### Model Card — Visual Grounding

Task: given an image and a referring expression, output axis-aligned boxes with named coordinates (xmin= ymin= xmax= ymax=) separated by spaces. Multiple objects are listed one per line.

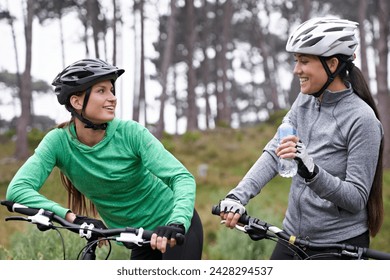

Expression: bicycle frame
xmin=212 ymin=204 xmax=390 ymax=260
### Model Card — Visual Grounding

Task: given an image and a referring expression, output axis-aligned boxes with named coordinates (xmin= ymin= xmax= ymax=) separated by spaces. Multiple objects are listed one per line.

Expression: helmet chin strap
xmin=310 ymin=57 xmax=348 ymax=98
xmin=71 ymin=111 xmax=108 ymax=130
xmin=71 ymin=88 xmax=108 ymax=130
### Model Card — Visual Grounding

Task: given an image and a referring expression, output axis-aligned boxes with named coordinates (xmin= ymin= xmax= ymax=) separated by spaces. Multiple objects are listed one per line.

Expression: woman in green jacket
xmin=6 ymin=58 xmax=203 ymax=260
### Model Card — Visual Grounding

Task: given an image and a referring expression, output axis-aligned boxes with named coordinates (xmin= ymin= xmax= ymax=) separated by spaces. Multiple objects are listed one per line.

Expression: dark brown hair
xmin=338 ymin=55 xmax=383 ymax=237
xmin=57 ymin=120 xmax=97 ymax=217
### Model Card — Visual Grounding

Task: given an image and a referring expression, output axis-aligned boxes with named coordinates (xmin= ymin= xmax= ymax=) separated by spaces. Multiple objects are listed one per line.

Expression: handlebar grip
xmin=211 ymin=204 xmax=250 ymax=225
xmin=364 ymin=248 xmax=390 ymax=260
xmin=175 ymin=233 xmax=185 ymax=245
xmin=1 ymin=200 xmax=40 ymax=216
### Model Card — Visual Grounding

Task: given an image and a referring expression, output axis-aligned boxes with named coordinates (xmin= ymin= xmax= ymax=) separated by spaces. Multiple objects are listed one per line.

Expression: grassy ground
xmin=1 ymin=120 xmax=390 ymax=259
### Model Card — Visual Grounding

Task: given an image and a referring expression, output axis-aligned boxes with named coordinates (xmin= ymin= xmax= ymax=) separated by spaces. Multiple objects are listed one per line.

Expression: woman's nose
xmin=293 ymin=63 xmax=301 ymax=75
xmin=108 ymin=93 xmax=117 ymax=102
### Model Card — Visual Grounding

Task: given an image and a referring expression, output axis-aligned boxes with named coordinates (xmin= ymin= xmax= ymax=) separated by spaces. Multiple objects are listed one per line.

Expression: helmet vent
xmin=300 ymin=36 xmax=324 ymax=48
xmin=302 ymin=34 xmax=313 ymax=41
xmin=324 ymin=27 xmax=344 ymax=32
xmin=339 ymin=35 xmax=354 ymax=42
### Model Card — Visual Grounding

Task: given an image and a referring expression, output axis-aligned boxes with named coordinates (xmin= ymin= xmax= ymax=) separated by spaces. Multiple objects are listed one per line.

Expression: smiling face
xmin=293 ymin=54 xmax=329 ymax=95
xmin=82 ymin=80 xmax=117 ymax=124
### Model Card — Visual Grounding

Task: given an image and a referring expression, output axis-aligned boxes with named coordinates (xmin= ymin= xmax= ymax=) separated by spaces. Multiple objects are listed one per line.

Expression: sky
xmin=0 ymin=0 xmax=179 ymax=132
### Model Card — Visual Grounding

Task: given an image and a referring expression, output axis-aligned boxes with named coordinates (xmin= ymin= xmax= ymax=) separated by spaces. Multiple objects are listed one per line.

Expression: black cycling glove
xmin=73 ymin=215 xmax=107 ymax=229
xmin=154 ymin=224 xmax=185 ymax=240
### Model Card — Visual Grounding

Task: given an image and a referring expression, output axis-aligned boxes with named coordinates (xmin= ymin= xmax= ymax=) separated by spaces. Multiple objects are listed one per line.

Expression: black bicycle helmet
xmin=52 ymin=58 xmax=125 ymax=105
xmin=52 ymin=58 xmax=125 ymax=130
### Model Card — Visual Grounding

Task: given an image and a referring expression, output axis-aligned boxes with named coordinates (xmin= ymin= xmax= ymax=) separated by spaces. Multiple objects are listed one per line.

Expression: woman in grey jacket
xmin=218 ymin=17 xmax=384 ymax=260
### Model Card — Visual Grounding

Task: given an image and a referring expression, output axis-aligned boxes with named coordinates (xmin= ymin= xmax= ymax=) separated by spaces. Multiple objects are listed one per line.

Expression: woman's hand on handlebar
xmin=151 ymin=224 xmax=185 ymax=253
xmin=72 ymin=214 xmax=109 ymax=247
xmin=219 ymin=195 xmax=245 ymax=229
xmin=65 ymin=211 xmax=77 ymax=223
xmin=220 ymin=211 xmax=242 ymax=229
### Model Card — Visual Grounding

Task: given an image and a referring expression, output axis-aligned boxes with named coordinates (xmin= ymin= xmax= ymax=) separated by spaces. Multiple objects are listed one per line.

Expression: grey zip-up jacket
xmin=229 ymin=84 xmax=383 ymax=243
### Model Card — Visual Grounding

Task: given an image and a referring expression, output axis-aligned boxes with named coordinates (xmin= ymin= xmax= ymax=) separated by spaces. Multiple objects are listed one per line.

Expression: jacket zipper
xmin=297 ymin=96 xmax=322 ymax=236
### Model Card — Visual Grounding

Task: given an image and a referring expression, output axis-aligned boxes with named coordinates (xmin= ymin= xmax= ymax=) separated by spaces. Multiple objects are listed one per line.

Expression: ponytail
xmin=57 ymin=120 xmax=97 ymax=217
xmin=341 ymin=59 xmax=384 ymax=237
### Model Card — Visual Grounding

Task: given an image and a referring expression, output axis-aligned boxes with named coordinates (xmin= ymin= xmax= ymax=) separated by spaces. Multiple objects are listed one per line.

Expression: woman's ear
xmin=69 ymin=95 xmax=84 ymax=111
xmin=327 ymin=57 xmax=339 ymax=74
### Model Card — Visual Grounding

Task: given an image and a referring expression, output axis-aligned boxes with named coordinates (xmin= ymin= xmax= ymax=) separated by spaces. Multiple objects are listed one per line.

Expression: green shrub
xmin=182 ymin=130 xmax=202 ymax=143
xmin=0 ymin=225 xmax=130 ymax=260
xmin=208 ymin=227 xmax=275 ymax=260
xmin=28 ymin=128 xmax=46 ymax=148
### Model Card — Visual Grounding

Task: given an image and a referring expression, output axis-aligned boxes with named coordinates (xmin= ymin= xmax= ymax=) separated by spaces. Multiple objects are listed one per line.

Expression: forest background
xmin=0 ymin=0 xmax=389 ymax=259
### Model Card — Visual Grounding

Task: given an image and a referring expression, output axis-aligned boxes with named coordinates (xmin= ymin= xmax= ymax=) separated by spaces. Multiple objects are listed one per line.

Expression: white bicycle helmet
xmin=286 ymin=17 xmax=358 ymax=57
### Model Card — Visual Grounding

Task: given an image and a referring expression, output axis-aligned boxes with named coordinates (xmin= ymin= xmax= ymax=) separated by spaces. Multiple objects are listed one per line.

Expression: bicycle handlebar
xmin=212 ymin=204 xmax=390 ymax=260
xmin=1 ymin=200 xmax=185 ymax=246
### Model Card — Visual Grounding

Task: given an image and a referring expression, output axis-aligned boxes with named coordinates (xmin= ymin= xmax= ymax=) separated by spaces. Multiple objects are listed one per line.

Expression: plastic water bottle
xmin=277 ymin=118 xmax=297 ymax=178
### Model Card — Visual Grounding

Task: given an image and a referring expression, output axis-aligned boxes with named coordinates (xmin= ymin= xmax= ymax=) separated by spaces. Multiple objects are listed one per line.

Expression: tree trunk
xmin=155 ymin=0 xmax=177 ymax=139
xmin=59 ymin=13 xmax=66 ymax=68
xmin=173 ymin=67 xmax=180 ymax=134
xmin=15 ymin=0 xmax=33 ymax=160
xmin=139 ymin=0 xmax=146 ymax=125
xmin=288 ymin=0 xmax=312 ymax=107
xmin=218 ymin=0 xmax=233 ymax=125
xmin=7 ymin=1 xmax=22 ymax=92
xmin=112 ymin=0 xmax=117 ymax=65
xmin=82 ymin=17 xmax=89 ymax=57
xmin=358 ymin=0 xmax=369 ymax=79
xmin=201 ymin=48 xmax=212 ymax=129
xmin=185 ymin=0 xmax=198 ymax=131
xmin=301 ymin=0 xmax=311 ymax=20
xmin=87 ymin=0 xmax=101 ymax=58
xmin=256 ymin=22 xmax=280 ymax=111
xmin=132 ymin=1 xmax=140 ymax=122
xmin=200 ymin=0 xmax=212 ymax=129
xmin=213 ymin=0 xmax=225 ymax=127
xmin=375 ymin=0 xmax=390 ymax=168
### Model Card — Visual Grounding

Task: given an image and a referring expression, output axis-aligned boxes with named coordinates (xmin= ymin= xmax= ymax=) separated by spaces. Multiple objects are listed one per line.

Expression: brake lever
xmin=5 ymin=216 xmax=30 ymax=222
xmin=219 ymin=220 xmax=247 ymax=232
xmin=4 ymin=215 xmax=53 ymax=232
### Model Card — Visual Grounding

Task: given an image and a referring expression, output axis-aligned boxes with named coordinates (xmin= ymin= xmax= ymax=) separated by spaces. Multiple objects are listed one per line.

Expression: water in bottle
xmin=277 ymin=119 xmax=298 ymax=178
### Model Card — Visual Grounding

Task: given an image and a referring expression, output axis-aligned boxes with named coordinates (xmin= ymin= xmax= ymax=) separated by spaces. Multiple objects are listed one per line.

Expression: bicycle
xmin=1 ymin=200 xmax=185 ymax=260
xmin=211 ymin=204 xmax=390 ymax=260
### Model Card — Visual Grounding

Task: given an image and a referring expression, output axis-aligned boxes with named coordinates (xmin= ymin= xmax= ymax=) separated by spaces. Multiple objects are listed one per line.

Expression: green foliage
xmin=2 ymin=129 xmax=15 ymax=140
xmin=207 ymin=202 xmax=282 ymax=260
xmin=208 ymin=227 xmax=273 ymax=260
xmin=27 ymin=128 xmax=46 ymax=147
xmin=265 ymin=109 xmax=289 ymax=126
xmin=181 ymin=130 xmax=202 ymax=144
xmin=0 ymin=226 xmax=130 ymax=260
xmin=0 ymin=70 xmax=52 ymax=92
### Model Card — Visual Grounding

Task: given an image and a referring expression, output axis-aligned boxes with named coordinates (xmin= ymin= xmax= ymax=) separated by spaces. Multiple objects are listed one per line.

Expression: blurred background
xmin=0 ymin=0 xmax=389 ymax=259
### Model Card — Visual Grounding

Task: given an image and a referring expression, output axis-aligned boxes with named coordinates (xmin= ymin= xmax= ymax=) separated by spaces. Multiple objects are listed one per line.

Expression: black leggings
xmin=130 ymin=209 xmax=203 ymax=260
xmin=270 ymin=231 xmax=370 ymax=260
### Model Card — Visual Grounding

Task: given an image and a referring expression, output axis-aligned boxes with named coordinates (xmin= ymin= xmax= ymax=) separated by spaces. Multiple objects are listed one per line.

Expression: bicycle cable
xmin=53 ymin=228 xmax=67 ymax=260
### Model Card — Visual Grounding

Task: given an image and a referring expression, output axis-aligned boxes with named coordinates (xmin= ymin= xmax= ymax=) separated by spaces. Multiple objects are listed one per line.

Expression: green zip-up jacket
xmin=6 ymin=118 xmax=196 ymax=231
